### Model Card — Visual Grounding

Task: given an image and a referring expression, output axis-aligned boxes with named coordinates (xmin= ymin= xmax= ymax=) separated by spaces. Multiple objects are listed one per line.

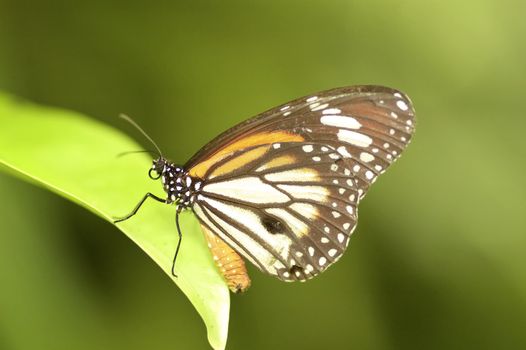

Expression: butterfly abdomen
xmin=201 ymin=224 xmax=251 ymax=293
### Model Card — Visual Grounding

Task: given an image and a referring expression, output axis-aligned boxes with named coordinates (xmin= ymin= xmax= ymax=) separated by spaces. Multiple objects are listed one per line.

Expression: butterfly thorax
xmin=152 ymin=158 xmax=201 ymax=209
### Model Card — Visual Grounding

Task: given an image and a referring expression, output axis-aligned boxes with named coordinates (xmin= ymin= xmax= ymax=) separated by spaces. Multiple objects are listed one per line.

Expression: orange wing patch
xmin=256 ymin=155 xmax=296 ymax=172
xmin=209 ymin=145 xmax=269 ymax=179
xmin=201 ymin=225 xmax=251 ymax=293
xmin=189 ymin=131 xmax=304 ymax=178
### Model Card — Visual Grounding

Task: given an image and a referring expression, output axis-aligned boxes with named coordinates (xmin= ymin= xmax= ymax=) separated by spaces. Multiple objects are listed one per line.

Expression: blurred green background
xmin=1 ymin=1 xmax=525 ymax=349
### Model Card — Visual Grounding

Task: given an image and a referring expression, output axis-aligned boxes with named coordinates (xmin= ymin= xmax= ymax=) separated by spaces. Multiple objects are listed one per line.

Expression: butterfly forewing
xmin=186 ymin=85 xmax=415 ymax=282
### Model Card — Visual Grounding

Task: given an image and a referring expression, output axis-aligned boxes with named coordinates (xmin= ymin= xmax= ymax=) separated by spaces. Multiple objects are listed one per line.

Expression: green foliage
xmin=0 ymin=93 xmax=229 ymax=350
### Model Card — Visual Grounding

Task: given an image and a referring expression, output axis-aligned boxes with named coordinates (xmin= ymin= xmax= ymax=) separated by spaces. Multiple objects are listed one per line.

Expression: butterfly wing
xmin=188 ymin=85 xmax=415 ymax=281
xmin=185 ymin=85 xmax=414 ymax=177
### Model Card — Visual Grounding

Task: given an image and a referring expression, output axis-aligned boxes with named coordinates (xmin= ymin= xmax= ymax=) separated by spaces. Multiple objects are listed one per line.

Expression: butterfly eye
xmin=148 ymin=167 xmax=161 ymax=180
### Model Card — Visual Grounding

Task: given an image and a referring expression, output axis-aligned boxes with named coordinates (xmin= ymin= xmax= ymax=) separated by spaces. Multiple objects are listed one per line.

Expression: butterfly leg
xmin=113 ymin=192 xmax=166 ymax=223
xmin=171 ymin=206 xmax=184 ymax=278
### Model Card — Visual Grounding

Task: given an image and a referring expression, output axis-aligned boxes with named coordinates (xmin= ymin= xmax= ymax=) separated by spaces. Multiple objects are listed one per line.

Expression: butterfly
xmin=114 ymin=85 xmax=416 ymax=293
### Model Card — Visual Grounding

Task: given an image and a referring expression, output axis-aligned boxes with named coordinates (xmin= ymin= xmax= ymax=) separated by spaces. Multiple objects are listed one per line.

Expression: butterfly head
xmin=149 ymin=157 xmax=167 ymax=179
xmin=149 ymin=157 xmax=184 ymax=179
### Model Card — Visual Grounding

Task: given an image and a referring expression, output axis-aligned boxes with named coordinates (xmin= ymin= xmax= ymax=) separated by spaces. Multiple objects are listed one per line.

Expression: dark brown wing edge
xmin=184 ymin=85 xmax=412 ymax=170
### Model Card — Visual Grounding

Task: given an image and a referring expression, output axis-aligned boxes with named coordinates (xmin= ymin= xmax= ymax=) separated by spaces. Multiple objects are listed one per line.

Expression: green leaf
xmin=0 ymin=93 xmax=230 ymax=350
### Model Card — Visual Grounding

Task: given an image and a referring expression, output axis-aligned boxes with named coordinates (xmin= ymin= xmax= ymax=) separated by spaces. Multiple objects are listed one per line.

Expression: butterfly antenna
xmin=117 ymin=150 xmax=160 ymax=158
xmin=119 ymin=114 xmax=163 ymax=158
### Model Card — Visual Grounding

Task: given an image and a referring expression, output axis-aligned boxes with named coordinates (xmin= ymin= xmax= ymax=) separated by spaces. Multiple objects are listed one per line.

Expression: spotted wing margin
xmin=192 ymin=142 xmax=361 ymax=282
xmin=184 ymin=85 xmax=416 ymax=177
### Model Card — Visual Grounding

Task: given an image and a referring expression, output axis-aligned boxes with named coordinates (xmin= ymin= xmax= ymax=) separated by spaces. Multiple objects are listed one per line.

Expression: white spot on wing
xmin=322 ymin=108 xmax=341 ymax=114
xmin=308 ymin=246 xmax=315 ymax=256
xmin=337 ymin=129 xmax=373 ymax=147
xmin=338 ymin=146 xmax=352 ymax=158
xmin=311 ymin=103 xmax=329 ymax=111
xmin=320 ymin=115 xmax=362 ymax=129
xmin=396 ymin=100 xmax=409 ymax=111
xmin=359 ymin=152 xmax=374 ymax=163
xmin=302 ymin=145 xmax=313 ymax=153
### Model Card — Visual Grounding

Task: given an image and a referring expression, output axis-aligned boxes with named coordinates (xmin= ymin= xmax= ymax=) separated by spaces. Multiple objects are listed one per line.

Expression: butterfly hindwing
xmin=193 ymin=142 xmax=358 ymax=281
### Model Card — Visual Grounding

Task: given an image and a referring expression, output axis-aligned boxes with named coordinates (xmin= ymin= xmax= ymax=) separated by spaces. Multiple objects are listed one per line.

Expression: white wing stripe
xmin=201 ymin=196 xmax=294 ymax=273
xmin=193 ymin=204 xmax=263 ymax=271
xmin=277 ymin=184 xmax=329 ymax=202
xmin=203 ymin=176 xmax=290 ymax=204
